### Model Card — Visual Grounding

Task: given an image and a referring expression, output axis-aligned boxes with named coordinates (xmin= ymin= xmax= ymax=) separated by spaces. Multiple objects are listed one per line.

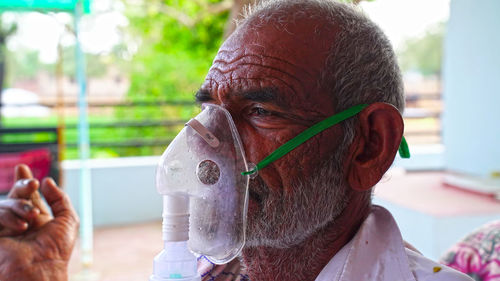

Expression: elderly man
xmin=0 ymin=0 xmax=473 ymax=280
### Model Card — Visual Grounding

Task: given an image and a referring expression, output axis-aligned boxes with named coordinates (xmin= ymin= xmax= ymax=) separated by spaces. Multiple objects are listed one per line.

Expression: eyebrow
xmin=243 ymin=88 xmax=290 ymax=110
xmin=195 ymin=89 xmax=213 ymax=103
xmin=242 ymin=89 xmax=278 ymax=103
xmin=194 ymin=88 xmax=287 ymax=107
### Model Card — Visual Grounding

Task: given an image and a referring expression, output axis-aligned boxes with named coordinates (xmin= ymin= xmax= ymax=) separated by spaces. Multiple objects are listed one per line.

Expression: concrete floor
xmin=68 ymin=221 xmax=163 ymax=281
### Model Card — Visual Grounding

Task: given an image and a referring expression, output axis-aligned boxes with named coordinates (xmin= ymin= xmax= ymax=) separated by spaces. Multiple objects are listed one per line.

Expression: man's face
xmin=196 ymin=17 xmax=349 ymax=247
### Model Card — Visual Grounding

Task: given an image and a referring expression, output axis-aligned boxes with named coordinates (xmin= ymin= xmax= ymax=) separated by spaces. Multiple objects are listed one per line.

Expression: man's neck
xmin=241 ymin=193 xmax=371 ymax=281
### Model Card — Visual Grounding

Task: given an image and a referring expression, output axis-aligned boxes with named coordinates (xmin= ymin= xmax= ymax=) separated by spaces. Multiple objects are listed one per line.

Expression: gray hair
xmin=241 ymin=0 xmax=405 ymax=161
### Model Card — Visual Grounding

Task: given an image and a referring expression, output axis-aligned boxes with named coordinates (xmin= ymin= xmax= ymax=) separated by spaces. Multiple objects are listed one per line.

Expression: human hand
xmin=0 ymin=164 xmax=79 ymax=281
xmin=0 ymin=165 xmax=52 ymax=236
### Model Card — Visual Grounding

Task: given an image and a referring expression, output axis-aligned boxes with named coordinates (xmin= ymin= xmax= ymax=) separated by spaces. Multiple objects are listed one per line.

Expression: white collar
xmin=315 ymin=205 xmax=416 ymax=281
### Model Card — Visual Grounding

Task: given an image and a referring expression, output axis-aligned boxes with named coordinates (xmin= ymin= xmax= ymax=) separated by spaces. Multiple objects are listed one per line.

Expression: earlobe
xmin=346 ymin=103 xmax=404 ymax=191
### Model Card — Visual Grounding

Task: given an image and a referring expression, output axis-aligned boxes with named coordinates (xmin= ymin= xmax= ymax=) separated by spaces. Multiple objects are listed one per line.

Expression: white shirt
xmin=315 ymin=205 xmax=473 ymax=281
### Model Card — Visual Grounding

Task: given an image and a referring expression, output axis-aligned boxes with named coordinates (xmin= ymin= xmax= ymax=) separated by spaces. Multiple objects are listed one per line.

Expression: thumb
xmin=40 ymin=178 xmax=79 ymax=227
xmin=38 ymin=178 xmax=79 ymax=262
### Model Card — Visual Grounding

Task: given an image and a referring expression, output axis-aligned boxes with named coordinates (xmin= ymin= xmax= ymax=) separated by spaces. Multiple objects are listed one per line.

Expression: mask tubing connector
xmin=241 ymin=163 xmax=258 ymax=179
xmin=149 ymin=195 xmax=201 ymax=281
xmin=162 ymin=195 xmax=189 ymax=241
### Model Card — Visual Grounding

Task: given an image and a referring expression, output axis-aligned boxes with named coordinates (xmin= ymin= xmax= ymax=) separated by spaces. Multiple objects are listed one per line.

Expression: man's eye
xmin=250 ymin=107 xmax=272 ymax=116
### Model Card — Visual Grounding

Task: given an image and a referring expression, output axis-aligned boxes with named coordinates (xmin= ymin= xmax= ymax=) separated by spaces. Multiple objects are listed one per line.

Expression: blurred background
xmin=0 ymin=0 xmax=498 ymax=280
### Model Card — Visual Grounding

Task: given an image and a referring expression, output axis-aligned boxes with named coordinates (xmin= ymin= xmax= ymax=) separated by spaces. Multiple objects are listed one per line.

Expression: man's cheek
xmin=240 ymin=127 xmax=306 ymax=192
xmin=272 ymin=139 xmax=326 ymax=193
xmin=257 ymin=165 xmax=284 ymax=195
xmin=290 ymin=129 xmax=342 ymax=176
xmin=318 ymin=126 xmax=343 ymax=156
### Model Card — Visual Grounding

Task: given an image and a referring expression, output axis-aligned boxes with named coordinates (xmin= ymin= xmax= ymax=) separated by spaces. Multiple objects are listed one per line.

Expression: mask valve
xmin=196 ymin=160 xmax=220 ymax=185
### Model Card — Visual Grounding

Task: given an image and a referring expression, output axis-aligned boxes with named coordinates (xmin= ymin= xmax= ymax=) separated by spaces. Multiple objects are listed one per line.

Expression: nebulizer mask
xmin=149 ymin=104 xmax=250 ymax=281
xmin=149 ymin=103 xmax=410 ymax=281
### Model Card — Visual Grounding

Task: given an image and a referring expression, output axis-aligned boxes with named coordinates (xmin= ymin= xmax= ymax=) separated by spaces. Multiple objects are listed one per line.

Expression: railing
xmin=0 ymin=100 xmax=196 ymax=159
xmin=403 ymin=92 xmax=442 ymax=145
xmin=0 ymin=93 xmax=442 ymax=159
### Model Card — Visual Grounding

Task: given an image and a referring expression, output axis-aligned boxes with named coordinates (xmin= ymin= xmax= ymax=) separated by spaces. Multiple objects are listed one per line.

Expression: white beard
xmin=245 ymin=152 xmax=349 ymax=249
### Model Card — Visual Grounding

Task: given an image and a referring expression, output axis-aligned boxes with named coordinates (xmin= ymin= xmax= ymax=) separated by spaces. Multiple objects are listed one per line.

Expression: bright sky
xmin=360 ymin=0 xmax=450 ymax=49
xmin=3 ymin=0 xmax=450 ymax=63
xmin=4 ymin=0 xmax=127 ymax=63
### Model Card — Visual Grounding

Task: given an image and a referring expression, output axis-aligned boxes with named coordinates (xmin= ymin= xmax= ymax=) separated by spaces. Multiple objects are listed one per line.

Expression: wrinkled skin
xmin=0 ymin=165 xmax=79 ymax=281
xmin=197 ymin=15 xmax=403 ymax=281
xmin=197 ymin=18 xmax=342 ymax=213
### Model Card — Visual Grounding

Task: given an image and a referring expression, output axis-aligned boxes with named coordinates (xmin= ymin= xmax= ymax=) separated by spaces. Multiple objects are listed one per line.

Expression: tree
xmin=398 ymin=22 xmax=446 ymax=77
xmin=123 ymin=0 xmax=230 ymax=103
xmin=0 ymin=18 xmax=17 ymax=125
xmin=0 ymin=18 xmax=16 ymax=91
xmin=104 ymin=0 xmax=231 ymax=156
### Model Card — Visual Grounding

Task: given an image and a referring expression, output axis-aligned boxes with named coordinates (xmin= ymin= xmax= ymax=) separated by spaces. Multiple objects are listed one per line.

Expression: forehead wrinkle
xmin=205 ymin=74 xmax=300 ymax=101
xmin=213 ymin=62 xmax=304 ymax=88
xmin=208 ymin=62 xmax=306 ymax=96
xmin=215 ymin=50 xmax=315 ymax=78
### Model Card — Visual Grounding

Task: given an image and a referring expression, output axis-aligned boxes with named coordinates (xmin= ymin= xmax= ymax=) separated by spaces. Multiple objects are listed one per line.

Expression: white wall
xmin=443 ymin=0 xmax=500 ymax=177
xmin=374 ymin=198 xmax=499 ymax=260
xmin=62 ymin=156 xmax=163 ymax=226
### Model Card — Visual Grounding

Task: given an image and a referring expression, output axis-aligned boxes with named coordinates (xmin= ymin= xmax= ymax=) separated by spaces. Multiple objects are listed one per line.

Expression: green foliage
xmin=123 ymin=0 xmax=229 ymax=103
xmin=5 ymin=49 xmax=43 ymax=82
xmin=100 ymin=0 xmax=230 ymax=158
xmin=2 ymin=0 xmax=230 ymax=159
xmin=398 ymin=22 xmax=445 ymax=77
xmin=5 ymin=46 xmax=109 ymax=86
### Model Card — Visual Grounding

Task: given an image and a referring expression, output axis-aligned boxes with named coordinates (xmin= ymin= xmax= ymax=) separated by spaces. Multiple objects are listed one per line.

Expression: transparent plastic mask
xmin=156 ymin=103 xmax=250 ymax=264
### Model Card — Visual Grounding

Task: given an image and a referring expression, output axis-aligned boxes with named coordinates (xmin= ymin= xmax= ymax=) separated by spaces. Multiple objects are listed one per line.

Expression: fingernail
xmin=47 ymin=178 xmax=56 ymax=186
xmin=23 ymin=204 xmax=34 ymax=212
xmin=21 ymin=179 xmax=32 ymax=186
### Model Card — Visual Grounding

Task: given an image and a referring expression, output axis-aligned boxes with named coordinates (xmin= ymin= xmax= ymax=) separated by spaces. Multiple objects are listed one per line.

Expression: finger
xmin=14 ymin=164 xmax=33 ymax=181
xmin=41 ymin=178 xmax=78 ymax=223
xmin=28 ymin=183 xmax=51 ymax=216
xmin=8 ymin=178 xmax=39 ymax=199
xmin=0 ymin=209 xmax=28 ymax=236
xmin=9 ymin=178 xmax=50 ymax=216
xmin=0 ymin=199 xmax=40 ymax=221
xmin=39 ymin=177 xmax=79 ymax=261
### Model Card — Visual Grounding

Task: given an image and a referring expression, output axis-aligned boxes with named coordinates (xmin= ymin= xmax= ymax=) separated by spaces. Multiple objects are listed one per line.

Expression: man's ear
xmin=344 ymin=102 xmax=404 ymax=191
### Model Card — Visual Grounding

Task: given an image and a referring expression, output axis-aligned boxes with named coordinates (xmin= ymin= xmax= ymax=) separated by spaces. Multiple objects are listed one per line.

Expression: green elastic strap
xmin=398 ymin=134 xmax=410 ymax=159
xmin=242 ymin=104 xmax=410 ymax=176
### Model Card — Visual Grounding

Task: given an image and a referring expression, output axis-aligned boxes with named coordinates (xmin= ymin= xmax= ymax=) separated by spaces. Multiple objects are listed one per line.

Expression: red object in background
xmin=0 ymin=148 xmax=52 ymax=194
